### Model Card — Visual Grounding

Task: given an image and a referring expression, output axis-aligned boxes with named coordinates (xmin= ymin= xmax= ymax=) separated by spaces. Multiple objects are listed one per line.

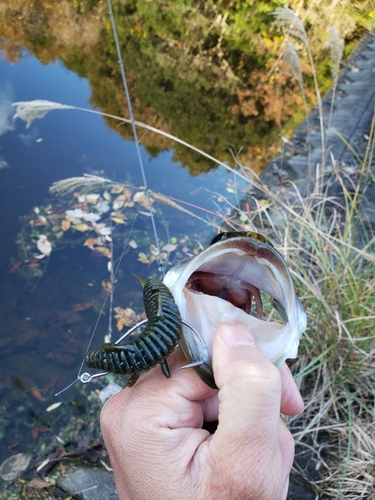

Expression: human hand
xmin=101 ymin=322 xmax=304 ymax=500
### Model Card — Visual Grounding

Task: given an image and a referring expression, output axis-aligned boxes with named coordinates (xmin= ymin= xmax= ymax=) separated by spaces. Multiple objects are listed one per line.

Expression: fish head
xmin=163 ymin=232 xmax=307 ymax=388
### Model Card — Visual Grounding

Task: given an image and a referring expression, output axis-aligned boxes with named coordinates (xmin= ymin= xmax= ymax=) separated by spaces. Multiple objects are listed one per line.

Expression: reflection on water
xmin=0 ymin=53 xmax=247 ymax=466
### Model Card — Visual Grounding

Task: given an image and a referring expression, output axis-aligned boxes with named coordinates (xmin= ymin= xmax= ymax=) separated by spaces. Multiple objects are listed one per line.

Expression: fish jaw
xmin=163 ymin=236 xmax=307 ymax=387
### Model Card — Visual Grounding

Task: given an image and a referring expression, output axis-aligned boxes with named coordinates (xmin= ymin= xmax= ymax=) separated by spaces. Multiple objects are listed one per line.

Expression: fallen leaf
xmin=128 ymin=239 xmax=137 ymax=249
xmin=28 ymin=477 xmax=51 ymax=489
xmin=114 ymin=307 xmax=141 ymax=330
xmin=150 ymin=244 xmax=159 ymax=256
xmin=85 ymin=193 xmax=100 ymax=204
xmin=17 ymin=329 xmax=40 ymax=344
xmin=7 ymin=259 xmax=23 ymax=273
xmin=37 ymin=235 xmax=52 ymax=256
xmin=111 ymin=217 xmax=126 ymax=224
xmin=84 ymin=237 xmax=98 ymax=248
xmin=112 ymin=200 xmax=124 ymax=210
xmin=32 ymin=389 xmax=42 ymax=400
xmin=137 ymin=252 xmax=150 ymax=264
xmin=34 ymin=215 xmax=47 ymax=226
xmin=95 ymin=246 xmax=112 ymax=259
xmin=72 ymin=302 xmax=92 ymax=312
xmin=66 ymin=208 xmax=84 ymax=219
xmin=101 ymin=281 xmax=112 ymax=292
xmin=162 ymin=243 xmax=177 ymax=253
xmin=98 ymin=226 xmax=112 ymax=236
xmin=72 ymin=223 xmax=91 ymax=232
xmin=46 ymin=402 xmax=62 ymax=412
xmin=0 ymin=453 xmax=31 ymax=480
xmin=111 ymin=185 xmax=125 ymax=194
xmin=31 ymin=426 xmax=49 ymax=438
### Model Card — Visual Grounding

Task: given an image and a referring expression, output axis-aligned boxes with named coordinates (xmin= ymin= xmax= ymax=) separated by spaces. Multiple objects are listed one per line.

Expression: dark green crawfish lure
xmin=84 ymin=277 xmax=182 ymax=387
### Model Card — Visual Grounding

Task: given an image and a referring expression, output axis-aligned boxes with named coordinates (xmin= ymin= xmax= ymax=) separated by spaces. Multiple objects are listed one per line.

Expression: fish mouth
xmin=163 ymin=234 xmax=307 ymax=388
xmin=186 ymin=271 xmax=264 ymax=319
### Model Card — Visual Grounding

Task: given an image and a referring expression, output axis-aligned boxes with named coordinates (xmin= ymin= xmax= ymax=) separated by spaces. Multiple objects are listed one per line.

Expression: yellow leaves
xmin=84 ymin=237 xmax=99 ymax=248
xmin=114 ymin=307 xmax=142 ymax=331
xmin=61 ymin=219 xmax=70 ymax=231
xmin=137 ymin=252 xmax=150 ymax=264
xmin=72 ymin=223 xmax=91 ymax=232
xmin=95 ymin=246 xmax=112 ymax=258
xmin=133 ymin=191 xmax=154 ymax=211
xmin=111 ymin=217 xmax=126 ymax=224
xmin=101 ymin=280 xmax=112 ymax=292
xmin=111 ymin=185 xmax=125 ymax=194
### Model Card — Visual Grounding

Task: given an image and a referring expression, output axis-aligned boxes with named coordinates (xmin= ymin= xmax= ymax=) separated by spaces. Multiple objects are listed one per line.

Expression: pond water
xmin=0 ymin=52 xmax=249 ymax=467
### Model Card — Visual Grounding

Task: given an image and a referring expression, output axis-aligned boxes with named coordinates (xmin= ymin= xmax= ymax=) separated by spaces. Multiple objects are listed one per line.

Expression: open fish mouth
xmin=163 ymin=231 xmax=307 ymax=388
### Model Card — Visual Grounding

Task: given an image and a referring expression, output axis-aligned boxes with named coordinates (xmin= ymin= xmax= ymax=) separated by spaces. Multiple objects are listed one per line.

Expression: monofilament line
xmin=107 ymin=0 xmax=165 ymax=276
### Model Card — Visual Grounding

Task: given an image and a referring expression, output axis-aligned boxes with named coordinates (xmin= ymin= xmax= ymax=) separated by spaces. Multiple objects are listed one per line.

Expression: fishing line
xmin=57 ymin=3 xmax=170 ymax=395
xmin=106 ymin=0 xmax=165 ymax=276
xmin=55 ymin=217 xmax=137 ymax=396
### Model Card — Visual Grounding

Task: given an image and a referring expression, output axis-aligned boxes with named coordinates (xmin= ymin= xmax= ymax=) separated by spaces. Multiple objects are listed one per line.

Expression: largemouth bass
xmin=163 ymin=231 xmax=307 ymax=388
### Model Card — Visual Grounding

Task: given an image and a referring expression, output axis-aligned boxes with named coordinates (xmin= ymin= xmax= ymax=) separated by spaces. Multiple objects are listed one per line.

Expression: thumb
xmin=206 ymin=322 xmax=285 ymax=496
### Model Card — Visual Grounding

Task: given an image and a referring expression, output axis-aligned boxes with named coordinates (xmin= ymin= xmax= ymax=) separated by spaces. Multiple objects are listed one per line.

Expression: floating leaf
xmin=6 ymin=259 xmax=23 ymax=273
xmin=162 ymin=243 xmax=177 ymax=253
xmin=103 ymin=190 xmax=111 ymax=201
xmin=123 ymin=187 xmax=132 ymax=200
xmin=128 ymin=239 xmax=137 ymax=249
xmin=34 ymin=215 xmax=47 ymax=226
xmin=102 ymin=281 xmax=112 ymax=292
xmin=32 ymin=389 xmax=42 ymax=399
xmin=95 ymin=246 xmax=112 ymax=258
xmin=0 ymin=453 xmax=31 ymax=480
xmin=114 ymin=307 xmax=142 ymax=330
xmin=112 ymin=210 xmax=126 ymax=220
xmin=150 ymin=244 xmax=159 ymax=256
xmin=72 ymin=302 xmax=92 ymax=311
xmin=37 ymin=235 xmax=52 ymax=256
xmin=61 ymin=219 xmax=70 ymax=231
xmin=111 ymin=185 xmax=124 ymax=194
xmin=133 ymin=191 xmax=153 ymax=210
xmin=82 ymin=212 xmax=101 ymax=222
xmin=46 ymin=402 xmax=62 ymax=412
xmin=137 ymin=252 xmax=150 ymax=264
xmin=85 ymin=193 xmax=100 ymax=204
xmin=96 ymin=201 xmax=111 ymax=213
xmin=111 ymin=217 xmax=126 ymax=224
xmin=98 ymin=226 xmax=112 ymax=236
xmin=73 ymin=223 xmax=91 ymax=232
xmin=66 ymin=208 xmax=84 ymax=219
xmin=112 ymin=200 xmax=124 ymax=210
xmin=84 ymin=237 xmax=98 ymax=248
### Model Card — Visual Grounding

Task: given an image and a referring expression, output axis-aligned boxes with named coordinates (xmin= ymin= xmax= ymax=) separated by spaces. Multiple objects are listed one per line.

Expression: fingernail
xmin=220 ymin=322 xmax=258 ymax=347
